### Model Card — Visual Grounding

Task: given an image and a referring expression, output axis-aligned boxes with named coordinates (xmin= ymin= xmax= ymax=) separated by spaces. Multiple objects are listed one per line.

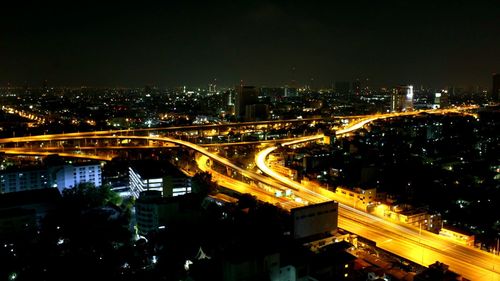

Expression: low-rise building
xmin=439 ymin=226 xmax=475 ymax=246
xmin=291 ymin=201 xmax=338 ymax=241
xmin=269 ymin=162 xmax=298 ymax=181
xmin=55 ymin=162 xmax=102 ymax=191
xmin=335 ymin=186 xmax=376 ymax=211
xmin=0 ymin=167 xmax=52 ymax=193
xmin=381 ymin=205 xmax=442 ymax=233
xmin=135 ymin=190 xmax=200 ymax=235
xmin=135 ymin=190 xmax=180 ymax=235
xmin=414 ymin=261 xmax=463 ymax=281
xmin=0 ymin=162 xmax=102 ymax=194
xmin=129 ymin=160 xmax=191 ymax=198
xmin=0 ymin=188 xmax=61 ymax=237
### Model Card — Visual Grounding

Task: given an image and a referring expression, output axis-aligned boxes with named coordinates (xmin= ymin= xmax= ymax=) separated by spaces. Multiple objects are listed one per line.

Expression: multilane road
xmin=254 ymin=112 xmax=499 ymax=281
xmin=1 ymin=107 xmax=494 ymax=279
xmin=0 ymin=134 xmax=298 ymax=194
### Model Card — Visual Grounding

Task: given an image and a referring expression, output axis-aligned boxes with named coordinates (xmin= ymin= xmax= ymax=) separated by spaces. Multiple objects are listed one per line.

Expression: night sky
xmin=1 ymin=1 xmax=499 ymax=88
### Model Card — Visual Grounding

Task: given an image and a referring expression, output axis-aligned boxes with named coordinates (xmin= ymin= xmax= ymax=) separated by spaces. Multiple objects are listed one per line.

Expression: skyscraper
xmin=245 ymin=104 xmax=270 ymax=121
xmin=492 ymin=73 xmax=500 ymax=102
xmin=235 ymin=85 xmax=259 ymax=121
xmin=335 ymin=81 xmax=351 ymax=99
xmin=391 ymin=85 xmax=414 ymax=112
xmin=440 ymin=89 xmax=449 ymax=108
xmin=284 ymin=86 xmax=297 ymax=97
xmin=352 ymin=79 xmax=361 ymax=96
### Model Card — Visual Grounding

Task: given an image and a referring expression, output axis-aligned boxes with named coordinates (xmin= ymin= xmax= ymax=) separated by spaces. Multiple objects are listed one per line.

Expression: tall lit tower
xmin=391 ymin=85 xmax=414 ymax=112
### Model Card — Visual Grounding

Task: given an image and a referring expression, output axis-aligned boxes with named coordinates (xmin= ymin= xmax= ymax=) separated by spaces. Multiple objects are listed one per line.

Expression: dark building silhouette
xmin=0 ymin=188 xmax=61 ymax=238
xmin=352 ymin=79 xmax=361 ymax=96
xmin=414 ymin=261 xmax=462 ymax=281
xmin=335 ymin=81 xmax=351 ymax=99
xmin=235 ymin=85 xmax=259 ymax=121
xmin=492 ymin=73 xmax=500 ymax=102
xmin=245 ymin=103 xmax=269 ymax=121
xmin=440 ymin=89 xmax=450 ymax=108
xmin=284 ymin=86 xmax=298 ymax=97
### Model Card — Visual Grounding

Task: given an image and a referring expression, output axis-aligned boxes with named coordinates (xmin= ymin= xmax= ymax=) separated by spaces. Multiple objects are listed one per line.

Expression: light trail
xmin=254 ymin=108 xmax=500 ymax=280
xmin=0 ymin=134 xmax=298 ymax=194
xmin=1 ymin=107 xmax=494 ymax=279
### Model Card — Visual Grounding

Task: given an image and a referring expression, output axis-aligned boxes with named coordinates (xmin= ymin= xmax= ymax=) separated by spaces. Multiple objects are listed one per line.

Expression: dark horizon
xmin=1 ymin=1 xmax=499 ymax=89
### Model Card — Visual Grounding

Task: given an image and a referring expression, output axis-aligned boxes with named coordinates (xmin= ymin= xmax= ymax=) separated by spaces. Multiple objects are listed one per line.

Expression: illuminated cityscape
xmin=0 ymin=1 xmax=499 ymax=281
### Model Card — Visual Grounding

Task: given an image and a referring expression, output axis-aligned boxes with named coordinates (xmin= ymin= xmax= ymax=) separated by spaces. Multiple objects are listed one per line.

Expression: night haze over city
xmin=0 ymin=1 xmax=499 ymax=281
xmin=1 ymin=0 xmax=499 ymax=87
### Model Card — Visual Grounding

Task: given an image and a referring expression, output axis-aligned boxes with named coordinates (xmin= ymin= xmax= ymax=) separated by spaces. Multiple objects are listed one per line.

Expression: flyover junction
xmin=1 ymin=107 xmax=496 ymax=280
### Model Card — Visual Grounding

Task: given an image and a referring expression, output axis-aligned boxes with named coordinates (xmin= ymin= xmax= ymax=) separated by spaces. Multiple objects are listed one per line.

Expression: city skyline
xmin=1 ymin=1 xmax=499 ymax=280
xmin=1 ymin=1 xmax=499 ymax=88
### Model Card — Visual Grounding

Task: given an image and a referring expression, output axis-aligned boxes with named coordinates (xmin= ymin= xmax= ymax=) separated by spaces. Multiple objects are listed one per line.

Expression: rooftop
xmin=130 ymin=160 xmax=186 ymax=179
xmin=0 ymin=188 xmax=61 ymax=209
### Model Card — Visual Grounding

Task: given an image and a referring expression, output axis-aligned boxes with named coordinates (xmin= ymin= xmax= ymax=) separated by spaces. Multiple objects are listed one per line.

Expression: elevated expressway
xmin=254 ymin=109 xmax=499 ymax=281
xmin=0 ymin=133 xmax=308 ymax=196
xmin=1 ymin=107 xmax=496 ymax=279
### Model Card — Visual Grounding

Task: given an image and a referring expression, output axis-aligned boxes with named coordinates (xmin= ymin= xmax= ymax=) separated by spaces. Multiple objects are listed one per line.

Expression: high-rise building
xmin=245 ymin=104 xmax=270 ymax=121
xmin=352 ymin=79 xmax=362 ymax=95
xmin=235 ymin=85 xmax=259 ymax=121
xmin=260 ymin=87 xmax=285 ymax=103
xmin=227 ymin=90 xmax=234 ymax=106
xmin=440 ymin=89 xmax=450 ymax=108
xmin=335 ymin=81 xmax=350 ymax=98
xmin=391 ymin=85 xmax=414 ymax=112
xmin=434 ymin=89 xmax=450 ymax=109
xmin=284 ymin=86 xmax=297 ymax=97
xmin=208 ymin=80 xmax=217 ymax=93
xmin=492 ymin=73 xmax=500 ymax=102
